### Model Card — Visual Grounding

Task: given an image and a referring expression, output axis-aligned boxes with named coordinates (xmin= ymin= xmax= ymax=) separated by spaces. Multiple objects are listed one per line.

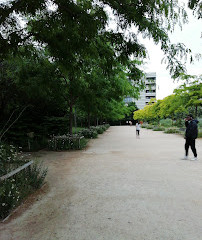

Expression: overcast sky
xmin=140 ymin=3 xmax=202 ymax=99
xmin=105 ymin=1 xmax=202 ymax=99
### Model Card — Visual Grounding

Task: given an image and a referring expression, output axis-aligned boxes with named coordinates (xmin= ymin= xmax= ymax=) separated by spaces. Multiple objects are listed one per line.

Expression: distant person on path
xmin=136 ymin=121 xmax=141 ymax=137
xmin=182 ymin=114 xmax=198 ymax=161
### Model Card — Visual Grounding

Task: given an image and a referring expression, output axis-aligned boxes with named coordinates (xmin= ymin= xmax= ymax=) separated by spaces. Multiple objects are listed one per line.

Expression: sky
xmin=139 ymin=4 xmax=202 ymax=99
xmin=105 ymin=1 xmax=202 ymax=99
xmin=1 ymin=0 xmax=201 ymax=100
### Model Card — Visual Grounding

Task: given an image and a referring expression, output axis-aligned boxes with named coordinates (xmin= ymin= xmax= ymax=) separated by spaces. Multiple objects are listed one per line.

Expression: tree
xmin=1 ymin=0 xmax=201 ymax=136
xmin=0 ymin=48 xmax=68 ymax=142
xmin=0 ymin=0 xmax=198 ymax=76
xmin=174 ymin=76 xmax=202 ymax=117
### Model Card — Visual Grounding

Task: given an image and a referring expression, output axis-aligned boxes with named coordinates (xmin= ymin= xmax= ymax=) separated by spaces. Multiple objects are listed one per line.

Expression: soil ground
xmin=0 ymin=126 xmax=202 ymax=240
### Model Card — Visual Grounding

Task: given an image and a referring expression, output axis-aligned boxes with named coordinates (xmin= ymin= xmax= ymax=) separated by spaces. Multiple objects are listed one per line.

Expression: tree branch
xmin=0 ymin=105 xmax=29 ymax=141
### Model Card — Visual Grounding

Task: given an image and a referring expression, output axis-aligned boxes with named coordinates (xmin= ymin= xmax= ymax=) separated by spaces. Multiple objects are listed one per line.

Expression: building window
xmin=146 ymin=77 xmax=156 ymax=81
xmin=146 ymin=90 xmax=156 ymax=93
xmin=146 ymin=96 xmax=155 ymax=99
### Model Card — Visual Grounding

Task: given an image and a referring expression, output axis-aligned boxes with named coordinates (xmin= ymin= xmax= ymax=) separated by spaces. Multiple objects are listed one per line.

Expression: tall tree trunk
xmin=74 ymin=107 xmax=77 ymax=134
xmin=195 ymin=105 xmax=198 ymax=118
xmin=69 ymin=103 xmax=73 ymax=135
xmin=88 ymin=111 xmax=90 ymax=128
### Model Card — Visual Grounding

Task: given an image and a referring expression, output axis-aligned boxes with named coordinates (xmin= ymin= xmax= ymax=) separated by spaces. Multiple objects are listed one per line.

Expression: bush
xmin=104 ymin=124 xmax=110 ymax=129
xmin=146 ymin=125 xmax=154 ymax=129
xmin=198 ymin=129 xmax=202 ymax=138
xmin=198 ymin=119 xmax=202 ymax=127
xmin=153 ymin=126 xmax=165 ymax=131
xmin=164 ymin=128 xmax=180 ymax=134
xmin=173 ymin=119 xmax=184 ymax=127
xmin=141 ymin=123 xmax=148 ymax=128
xmin=79 ymin=128 xmax=98 ymax=139
xmin=48 ymin=134 xmax=88 ymax=150
xmin=0 ymin=144 xmax=25 ymax=176
xmin=93 ymin=125 xmax=108 ymax=134
xmin=95 ymin=126 xmax=104 ymax=134
xmin=0 ymin=144 xmax=47 ymax=220
xmin=160 ymin=118 xmax=172 ymax=127
xmin=141 ymin=125 xmax=147 ymax=128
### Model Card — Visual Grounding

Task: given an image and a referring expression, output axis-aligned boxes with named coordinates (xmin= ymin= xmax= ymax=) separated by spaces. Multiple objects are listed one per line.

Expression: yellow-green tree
xmin=174 ymin=77 xmax=202 ymax=117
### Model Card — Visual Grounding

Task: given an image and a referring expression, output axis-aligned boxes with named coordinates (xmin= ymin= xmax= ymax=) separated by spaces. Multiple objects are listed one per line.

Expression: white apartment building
xmin=124 ymin=72 xmax=156 ymax=109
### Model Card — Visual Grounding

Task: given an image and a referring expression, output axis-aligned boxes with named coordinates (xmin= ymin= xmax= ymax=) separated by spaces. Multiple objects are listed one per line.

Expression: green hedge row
xmin=48 ymin=124 xmax=110 ymax=151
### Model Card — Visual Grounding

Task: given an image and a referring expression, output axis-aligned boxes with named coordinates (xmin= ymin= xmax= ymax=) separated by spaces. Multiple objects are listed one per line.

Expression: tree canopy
xmin=0 ymin=0 xmax=201 ymax=144
xmin=133 ymin=79 xmax=202 ymax=122
xmin=1 ymin=0 xmax=199 ymax=78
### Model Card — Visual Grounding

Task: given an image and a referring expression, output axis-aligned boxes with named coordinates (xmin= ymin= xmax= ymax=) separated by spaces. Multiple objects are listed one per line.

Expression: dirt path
xmin=1 ymin=126 xmax=202 ymax=240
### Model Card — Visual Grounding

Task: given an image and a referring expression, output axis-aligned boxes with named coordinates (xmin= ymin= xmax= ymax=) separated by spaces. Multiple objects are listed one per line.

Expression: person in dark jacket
xmin=182 ymin=114 xmax=198 ymax=161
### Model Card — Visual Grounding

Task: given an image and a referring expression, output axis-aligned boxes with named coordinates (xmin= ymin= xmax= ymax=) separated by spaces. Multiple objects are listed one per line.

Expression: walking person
xmin=182 ymin=114 xmax=199 ymax=161
xmin=136 ymin=121 xmax=141 ymax=138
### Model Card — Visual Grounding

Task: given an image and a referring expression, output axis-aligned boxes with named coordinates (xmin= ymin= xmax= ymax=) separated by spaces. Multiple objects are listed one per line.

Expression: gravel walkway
xmin=1 ymin=126 xmax=202 ymax=240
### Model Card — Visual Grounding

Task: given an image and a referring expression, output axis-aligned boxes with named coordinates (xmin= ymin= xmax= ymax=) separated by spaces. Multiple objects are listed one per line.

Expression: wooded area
xmin=0 ymin=0 xmax=201 ymax=149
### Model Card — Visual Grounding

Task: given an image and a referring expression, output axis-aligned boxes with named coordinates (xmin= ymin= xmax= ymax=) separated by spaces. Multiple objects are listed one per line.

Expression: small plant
xmin=0 ymin=144 xmax=26 ymax=176
xmin=79 ymin=129 xmax=98 ymax=139
xmin=27 ymin=161 xmax=48 ymax=189
xmin=48 ymin=134 xmax=87 ymax=150
xmin=164 ymin=128 xmax=180 ymax=134
xmin=153 ymin=126 xmax=165 ymax=131
xmin=95 ymin=126 xmax=104 ymax=134
xmin=104 ymin=124 xmax=110 ymax=129
xmin=146 ymin=125 xmax=154 ymax=129
xmin=198 ymin=130 xmax=202 ymax=138
xmin=160 ymin=118 xmax=172 ymax=127
xmin=141 ymin=124 xmax=147 ymax=128
xmin=0 ymin=144 xmax=47 ymax=220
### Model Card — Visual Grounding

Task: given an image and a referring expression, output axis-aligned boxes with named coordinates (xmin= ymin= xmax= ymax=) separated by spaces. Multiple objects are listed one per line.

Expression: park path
xmin=0 ymin=126 xmax=202 ymax=240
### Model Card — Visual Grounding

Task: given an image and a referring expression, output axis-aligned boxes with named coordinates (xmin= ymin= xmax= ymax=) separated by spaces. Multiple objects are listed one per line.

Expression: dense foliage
xmin=0 ymin=0 xmax=201 ymax=146
xmin=133 ymin=78 xmax=202 ymax=123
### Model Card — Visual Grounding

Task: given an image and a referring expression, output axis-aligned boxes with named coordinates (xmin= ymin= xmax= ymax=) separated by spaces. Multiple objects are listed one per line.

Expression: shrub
xmin=198 ymin=119 xmax=202 ymax=127
xmin=0 ymin=144 xmax=47 ymax=220
xmin=79 ymin=128 xmax=98 ymax=139
xmin=48 ymin=134 xmax=87 ymax=150
xmin=153 ymin=127 xmax=165 ymax=131
xmin=95 ymin=127 xmax=104 ymax=134
xmin=93 ymin=125 xmax=108 ymax=134
xmin=198 ymin=129 xmax=202 ymax=138
xmin=160 ymin=118 xmax=172 ymax=127
xmin=164 ymin=128 xmax=180 ymax=134
xmin=0 ymin=144 xmax=25 ymax=176
xmin=104 ymin=124 xmax=110 ymax=129
xmin=26 ymin=161 xmax=48 ymax=189
xmin=141 ymin=123 xmax=148 ymax=128
xmin=174 ymin=119 xmax=184 ymax=127
xmin=146 ymin=125 xmax=154 ymax=129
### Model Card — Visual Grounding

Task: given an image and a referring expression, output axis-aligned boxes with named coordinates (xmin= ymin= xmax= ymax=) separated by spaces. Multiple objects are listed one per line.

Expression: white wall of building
xmin=124 ymin=72 xmax=157 ymax=110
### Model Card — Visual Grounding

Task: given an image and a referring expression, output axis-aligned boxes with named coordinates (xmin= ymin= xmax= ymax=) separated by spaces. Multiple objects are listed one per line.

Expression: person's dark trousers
xmin=185 ymin=138 xmax=197 ymax=157
xmin=136 ymin=130 xmax=140 ymax=136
